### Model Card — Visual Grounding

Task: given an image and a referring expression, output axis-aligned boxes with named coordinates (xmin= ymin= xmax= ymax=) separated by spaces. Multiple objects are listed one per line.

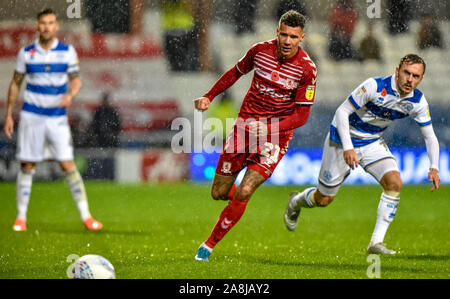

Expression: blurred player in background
xmin=285 ymin=54 xmax=440 ymax=254
xmin=194 ymin=10 xmax=317 ymax=261
xmin=3 ymin=8 xmax=103 ymax=231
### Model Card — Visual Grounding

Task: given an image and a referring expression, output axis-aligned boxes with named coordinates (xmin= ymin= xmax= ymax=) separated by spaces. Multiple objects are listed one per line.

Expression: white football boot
xmin=284 ymin=192 xmax=301 ymax=232
xmin=367 ymin=242 xmax=397 ymax=255
xmin=284 ymin=187 xmax=316 ymax=232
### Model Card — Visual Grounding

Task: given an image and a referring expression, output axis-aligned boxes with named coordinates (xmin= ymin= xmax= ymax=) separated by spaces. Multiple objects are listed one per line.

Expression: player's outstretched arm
xmin=195 ymin=66 xmax=243 ymax=112
xmin=420 ymin=125 xmax=440 ymax=192
xmin=336 ymin=101 xmax=359 ymax=169
xmin=3 ymin=72 xmax=24 ymax=139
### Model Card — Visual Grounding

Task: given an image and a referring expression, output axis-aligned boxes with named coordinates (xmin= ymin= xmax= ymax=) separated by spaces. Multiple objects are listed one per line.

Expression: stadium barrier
xmin=0 ymin=147 xmax=449 ymax=184
xmin=0 ymin=148 xmax=190 ymax=183
xmin=191 ymin=147 xmax=450 ymax=185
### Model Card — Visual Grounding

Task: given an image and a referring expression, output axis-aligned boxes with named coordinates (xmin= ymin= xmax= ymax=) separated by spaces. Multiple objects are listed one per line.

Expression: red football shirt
xmin=235 ymin=39 xmax=317 ymax=120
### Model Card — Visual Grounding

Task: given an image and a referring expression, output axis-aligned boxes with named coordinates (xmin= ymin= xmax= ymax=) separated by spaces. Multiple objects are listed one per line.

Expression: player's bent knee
xmin=59 ymin=161 xmax=76 ymax=173
xmin=383 ymin=178 xmax=402 ymax=193
xmin=235 ymin=185 xmax=254 ymax=202
xmin=20 ymin=162 xmax=36 ymax=172
xmin=211 ymin=188 xmax=227 ymax=201
xmin=380 ymin=171 xmax=402 ymax=193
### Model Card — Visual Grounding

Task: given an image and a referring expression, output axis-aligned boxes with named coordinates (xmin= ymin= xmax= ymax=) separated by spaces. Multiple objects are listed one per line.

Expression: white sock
xmin=292 ymin=187 xmax=317 ymax=209
xmin=201 ymin=243 xmax=213 ymax=253
xmin=66 ymin=170 xmax=91 ymax=221
xmin=16 ymin=169 xmax=34 ymax=220
xmin=371 ymin=192 xmax=400 ymax=244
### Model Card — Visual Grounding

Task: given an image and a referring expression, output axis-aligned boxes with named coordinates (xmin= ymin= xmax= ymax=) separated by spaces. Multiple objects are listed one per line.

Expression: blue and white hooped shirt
xmin=15 ymin=38 xmax=80 ymax=117
xmin=330 ymin=74 xmax=432 ymax=147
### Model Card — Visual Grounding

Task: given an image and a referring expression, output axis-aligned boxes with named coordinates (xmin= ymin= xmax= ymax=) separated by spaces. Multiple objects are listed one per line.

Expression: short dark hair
xmin=279 ymin=10 xmax=306 ymax=29
xmin=399 ymin=54 xmax=426 ymax=75
xmin=37 ymin=8 xmax=57 ymax=20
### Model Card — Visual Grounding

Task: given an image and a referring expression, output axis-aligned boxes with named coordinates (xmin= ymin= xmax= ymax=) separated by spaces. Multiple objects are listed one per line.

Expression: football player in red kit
xmin=194 ymin=10 xmax=317 ymax=261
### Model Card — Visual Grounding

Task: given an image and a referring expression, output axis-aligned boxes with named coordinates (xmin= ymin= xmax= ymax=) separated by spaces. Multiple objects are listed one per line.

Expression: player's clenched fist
xmin=194 ymin=97 xmax=211 ymax=112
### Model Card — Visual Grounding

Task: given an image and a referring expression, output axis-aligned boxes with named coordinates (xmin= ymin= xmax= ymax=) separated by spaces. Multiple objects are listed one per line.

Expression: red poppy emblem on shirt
xmin=381 ymin=88 xmax=387 ymax=97
xmin=271 ymin=71 xmax=280 ymax=82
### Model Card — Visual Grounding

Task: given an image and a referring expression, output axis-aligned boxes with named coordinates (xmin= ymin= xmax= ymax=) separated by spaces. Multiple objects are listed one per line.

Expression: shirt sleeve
xmin=15 ymin=48 xmax=26 ymax=75
xmin=203 ymin=66 xmax=243 ymax=102
xmin=235 ymin=44 xmax=257 ymax=75
xmin=294 ymin=62 xmax=317 ymax=106
xmin=67 ymin=45 xmax=80 ymax=75
xmin=420 ymin=124 xmax=440 ymax=170
xmin=272 ymin=105 xmax=311 ymax=132
xmin=347 ymin=78 xmax=377 ymax=111
xmin=335 ymin=100 xmax=356 ymax=151
xmin=411 ymin=96 xmax=432 ymax=127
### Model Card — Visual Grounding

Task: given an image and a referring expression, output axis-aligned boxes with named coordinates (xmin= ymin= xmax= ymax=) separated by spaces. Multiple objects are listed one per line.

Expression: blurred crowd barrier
xmin=1 ymin=146 xmax=449 ymax=185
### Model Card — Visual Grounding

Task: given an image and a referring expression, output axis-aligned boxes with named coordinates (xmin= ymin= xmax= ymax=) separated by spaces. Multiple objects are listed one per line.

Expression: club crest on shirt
xmin=381 ymin=88 xmax=387 ymax=97
xmin=285 ymin=79 xmax=294 ymax=89
xmin=402 ymin=102 xmax=414 ymax=113
xmin=221 ymin=162 xmax=232 ymax=174
xmin=305 ymin=85 xmax=315 ymax=101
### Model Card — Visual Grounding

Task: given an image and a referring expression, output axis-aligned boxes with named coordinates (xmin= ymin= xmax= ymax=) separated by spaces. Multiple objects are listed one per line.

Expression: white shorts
xmin=318 ymin=133 xmax=399 ymax=196
xmin=16 ymin=111 xmax=74 ymax=162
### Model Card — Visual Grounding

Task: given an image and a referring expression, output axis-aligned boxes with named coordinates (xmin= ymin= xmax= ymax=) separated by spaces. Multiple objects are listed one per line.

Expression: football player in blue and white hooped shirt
xmin=3 ymin=8 xmax=102 ymax=232
xmin=284 ymin=54 xmax=441 ymax=254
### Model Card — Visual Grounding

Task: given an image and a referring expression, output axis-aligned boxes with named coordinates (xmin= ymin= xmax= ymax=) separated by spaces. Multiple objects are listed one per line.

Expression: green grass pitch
xmin=0 ymin=182 xmax=448 ymax=279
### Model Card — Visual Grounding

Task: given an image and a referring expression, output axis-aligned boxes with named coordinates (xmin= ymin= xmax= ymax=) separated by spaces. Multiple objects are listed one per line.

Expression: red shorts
xmin=216 ymin=123 xmax=293 ymax=180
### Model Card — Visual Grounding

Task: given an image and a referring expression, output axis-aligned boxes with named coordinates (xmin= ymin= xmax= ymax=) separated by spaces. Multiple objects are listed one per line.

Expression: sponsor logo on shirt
xmin=305 ymin=85 xmax=315 ymax=101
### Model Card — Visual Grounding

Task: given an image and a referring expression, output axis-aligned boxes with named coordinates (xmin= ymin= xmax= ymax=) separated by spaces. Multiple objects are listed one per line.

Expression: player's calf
xmin=314 ymin=194 xmax=335 ymax=207
xmin=15 ymin=165 xmax=35 ymax=226
xmin=369 ymin=191 xmax=400 ymax=252
xmin=211 ymin=184 xmax=236 ymax=201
